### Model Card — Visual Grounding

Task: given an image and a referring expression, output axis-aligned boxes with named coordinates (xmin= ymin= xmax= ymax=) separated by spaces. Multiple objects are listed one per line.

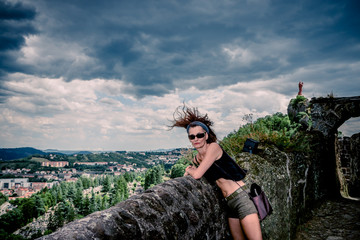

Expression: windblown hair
xmin=169 ymin=104 xmax=217 ymax=143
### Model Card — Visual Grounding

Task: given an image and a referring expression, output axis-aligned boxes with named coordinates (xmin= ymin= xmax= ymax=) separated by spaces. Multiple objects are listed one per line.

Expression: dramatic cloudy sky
xmin=0 ymin=0 xmax=359 ymax=151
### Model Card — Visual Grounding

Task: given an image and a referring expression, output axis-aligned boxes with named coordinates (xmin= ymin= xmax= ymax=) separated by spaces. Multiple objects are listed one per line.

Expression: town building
xmin=41 ymin=161 xmax=69 ymax=167
xmin=0 ymin=178 xmax=31 ymax=189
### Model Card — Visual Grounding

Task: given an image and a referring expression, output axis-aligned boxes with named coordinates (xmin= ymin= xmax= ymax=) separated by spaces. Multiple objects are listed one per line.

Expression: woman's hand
xmin=184 ymin=165 xmax=195 ymax=176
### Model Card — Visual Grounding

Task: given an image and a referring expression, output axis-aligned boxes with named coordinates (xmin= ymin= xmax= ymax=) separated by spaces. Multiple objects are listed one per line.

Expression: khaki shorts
xmin=226 ymin=189 xmax=258 ymax=219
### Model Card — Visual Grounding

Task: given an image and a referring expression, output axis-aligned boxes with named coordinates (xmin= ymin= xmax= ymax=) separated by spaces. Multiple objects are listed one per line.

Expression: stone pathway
xmin=294 ymin=197 xmax=360 ymax=240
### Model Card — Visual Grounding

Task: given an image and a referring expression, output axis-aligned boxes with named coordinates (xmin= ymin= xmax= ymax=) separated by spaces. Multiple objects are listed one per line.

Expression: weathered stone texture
xmin=310 ymin=96 xmax=360 ymax=137
xmin=294 ymin=198 xmax=360 ymax=240
xmin=37 ymin=177 xmax=230 ymax=240
xmin=336 ymin=133 xmax=360 ymax=198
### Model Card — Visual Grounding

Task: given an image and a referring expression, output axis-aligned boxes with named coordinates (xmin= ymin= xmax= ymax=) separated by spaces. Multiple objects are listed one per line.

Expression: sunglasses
xmin=188 ymin=132 xmax=206 ymax=140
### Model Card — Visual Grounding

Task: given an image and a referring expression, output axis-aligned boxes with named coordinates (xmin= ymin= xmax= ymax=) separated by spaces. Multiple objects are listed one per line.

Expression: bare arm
xmin=185 ymin=143 xmax=222 ymax=179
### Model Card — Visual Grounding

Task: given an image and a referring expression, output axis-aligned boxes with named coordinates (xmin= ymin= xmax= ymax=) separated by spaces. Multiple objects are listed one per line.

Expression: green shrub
xmin=290 ymin=95 xmax=307 ymax=108
xmin=220 ymin=112 xmax=309 ymax=153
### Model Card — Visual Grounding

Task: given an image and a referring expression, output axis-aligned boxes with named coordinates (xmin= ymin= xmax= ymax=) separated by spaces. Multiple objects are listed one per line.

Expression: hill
xmin=0 ymin=147 xmax=46 ymax=161
xmin=43 ymin=149 xmax=93 ymax=155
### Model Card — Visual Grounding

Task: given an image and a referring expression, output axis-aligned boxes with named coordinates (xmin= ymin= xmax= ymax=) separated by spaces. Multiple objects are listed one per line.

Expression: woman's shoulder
xmin=207 ymin=142 xmax=223 ymax=158
xmin=208 ymin=142 xmax=222 ymax=150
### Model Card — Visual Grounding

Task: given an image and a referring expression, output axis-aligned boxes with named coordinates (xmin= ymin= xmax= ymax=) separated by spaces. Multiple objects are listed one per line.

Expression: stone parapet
xmin=37 ymin=176 xmax=230 ymax=240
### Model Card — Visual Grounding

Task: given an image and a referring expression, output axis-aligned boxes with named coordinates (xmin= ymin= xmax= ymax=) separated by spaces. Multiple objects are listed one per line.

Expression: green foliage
xmin=220 ymin=112 xmax=310 ymax=153
xmin=123 ymin=172 xmax=135 ymax=182
xmin=101 ymin=195 xmax=109 ymax=210
xmin=101 ymin=175 xmax=112 ymax=193
xmin=290 ymin=95 xmax=307 ymax=108
xmin=0 ymin=192 xmax=7 ymax=205
xmin=109 ymin=175 xmax=129 ymax=206
xmin=34 ymin=195 xmax=46 ymax=217
xmin=144 ymin=165 xmax=165 ymax=190
xmin=0 ymin=160 xmax=41 ymax=174
xmin=20 ymin=197 xmax=36 ymax=223
xmin=79 ymin=176 xmax=92 ymax=189
xmin=0 ymin=208 xmax=23 ymax=235
xmin=170 ymin=149 xmax=196 ymax=178
xmin=170 ymin=164 xmax=187 ymax=178
xmin=0 ymin=173 xmax=133 ymax=237
xmin=80 ymin=195 xmax=91 ymax=216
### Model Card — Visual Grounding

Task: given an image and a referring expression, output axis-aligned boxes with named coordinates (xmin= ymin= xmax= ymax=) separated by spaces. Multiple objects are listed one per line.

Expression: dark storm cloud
xmin=3 ymin=0 xmax=360 ymax=98
xmin=0 ymin=0 xmax=37 ymax=101
xmin=0 ymin=0 xmax=36 ymax=60
xmin=0 ymin=1 xmax=35 ymax=19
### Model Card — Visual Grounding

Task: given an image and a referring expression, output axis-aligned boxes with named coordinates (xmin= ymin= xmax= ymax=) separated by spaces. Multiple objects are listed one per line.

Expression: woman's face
xmin=188 ymin=126 xmax=208 ymax=148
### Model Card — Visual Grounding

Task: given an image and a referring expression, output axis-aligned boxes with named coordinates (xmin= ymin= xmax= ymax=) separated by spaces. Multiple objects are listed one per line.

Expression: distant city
xmin=0 ymin=147 xmax=187 ymax=211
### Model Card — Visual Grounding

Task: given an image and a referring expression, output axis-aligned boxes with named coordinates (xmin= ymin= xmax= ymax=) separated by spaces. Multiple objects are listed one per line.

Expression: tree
xmin=74 ymin=187 xmax=83 ymax=208
xmin=43 ymin=191 xmax=55 ymax=211
xmin=144 ymin=169 xmax=155 ymax=190
xmin=101 ymin=194 xmax=109 ymax=210
xmin=47 ymin=212 xmax=58 ymax=232
xmin=144 ymin=165 xmax=164 ymax=190
xmin=66 ymin=183 xmax=76 ymax=202
xmin=64 ymin=200 xmax=75 ymax=223
xmin=47 ymin=199 xmax=73 ymax=233
xmin=76 ymin=178 xmax=84 ymax=191
xmin=0 ymin=193 xmax=7 ymax=206
xmin=113 ymin=175 xmax=129 ymax=202
xmin=124 ymin=172 xmax=135 ymax=182
xmin=81 ymin=195 xmax=91 ymax=216
xmin=34 ymin=195 xmax=46 ymax=217
xmin=55 ymin=185 xmax=64 ymax=203
xmin=53 ymin=202 xmax=66 ymax=229
xmin=110 ymin=191 xmax=122 ymax=206
xmin=80 ymin=176 xmax=91 ymax=189
xmin=0 ymin=208 xmax=23 ymax=235
xmin=170 ymin=164 xmax=186 ymax=178
xmin=20 ymin=197 xmax=36 ymax=223
xmin=89 ymin=190 xmax=98 ymax=213
xmin=60 ymin=183 xmax=68 ymax=198
xmin=95 ymin=195 xmax=102 ymax=212
xmin=102 ymin=175 xmax=111 ymax=193
xmin=118 ymin=176 xmax=129 ymax=200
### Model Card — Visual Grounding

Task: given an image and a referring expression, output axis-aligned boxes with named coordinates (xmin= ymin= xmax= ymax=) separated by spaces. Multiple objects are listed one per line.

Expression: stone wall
xmin=336 ymin=133 xmax=360 ymax=198
xmin=38 ymin=176 xmax=231 ymax=240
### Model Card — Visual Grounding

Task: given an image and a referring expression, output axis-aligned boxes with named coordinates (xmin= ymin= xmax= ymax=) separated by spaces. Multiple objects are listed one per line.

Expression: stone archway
xmin=288 ymin=95 xmax=360 ymax=198
xmin=310 ymin=96 xmax=360 ymax=199
xmin=310 ymin=96 xmax=360 ymax=137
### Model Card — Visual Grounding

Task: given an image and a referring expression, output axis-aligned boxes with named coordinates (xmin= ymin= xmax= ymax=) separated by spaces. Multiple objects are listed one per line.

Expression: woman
xmin=170 ymin=105 xmax=262 ymax=240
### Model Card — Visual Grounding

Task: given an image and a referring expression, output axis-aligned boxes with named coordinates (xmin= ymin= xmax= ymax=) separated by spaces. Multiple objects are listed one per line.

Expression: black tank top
xmin=194 ymin=149 xmax=246 ymax=183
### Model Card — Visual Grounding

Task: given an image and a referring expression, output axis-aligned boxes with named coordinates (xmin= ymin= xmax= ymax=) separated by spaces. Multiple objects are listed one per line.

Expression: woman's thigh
xmin=227 ymin=191 xmax=257 ymax=220
xmin=241 ymin=213 xmax=262 ymax=240
xmin=228 ymin=218 xmax=245 ymax=240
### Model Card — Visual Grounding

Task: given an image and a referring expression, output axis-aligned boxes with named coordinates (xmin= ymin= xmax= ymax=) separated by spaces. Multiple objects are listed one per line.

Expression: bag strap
xmin=194 ymin=150 xmax=255 ymax=195
xmin=213 ymin=161 xmax=250 ymax=194
xmin=194 ymin=155 xmax=200 ymax=167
